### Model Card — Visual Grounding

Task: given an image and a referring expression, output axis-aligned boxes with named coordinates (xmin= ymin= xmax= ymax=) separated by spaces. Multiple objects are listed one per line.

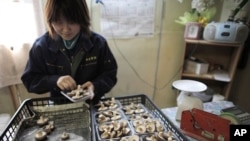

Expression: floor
xmin=0 ymin=114 xmax=11 ymax=135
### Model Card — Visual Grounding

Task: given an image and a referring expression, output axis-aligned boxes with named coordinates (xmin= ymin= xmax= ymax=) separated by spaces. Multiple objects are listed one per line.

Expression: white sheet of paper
xmin=100 ymin=0 xmax=155 ymax=38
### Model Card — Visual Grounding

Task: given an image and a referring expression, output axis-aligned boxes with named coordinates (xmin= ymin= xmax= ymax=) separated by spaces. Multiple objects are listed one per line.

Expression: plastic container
xmin=0 ymin=97 xmax=95 ymax=141
xmin=91 ymin=94 xmax=189 ymax=141
xmin=1 ymin=94 xmax=189 ymax=141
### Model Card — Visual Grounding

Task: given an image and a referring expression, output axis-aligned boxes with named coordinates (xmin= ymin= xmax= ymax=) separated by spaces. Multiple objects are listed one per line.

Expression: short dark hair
xmin=45 ymin=0 xmax=91 ymax=39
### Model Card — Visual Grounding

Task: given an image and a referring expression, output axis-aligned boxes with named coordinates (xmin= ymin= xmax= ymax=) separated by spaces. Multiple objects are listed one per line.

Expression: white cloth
xmin=0 ymin=44 xmax=31 ymax=88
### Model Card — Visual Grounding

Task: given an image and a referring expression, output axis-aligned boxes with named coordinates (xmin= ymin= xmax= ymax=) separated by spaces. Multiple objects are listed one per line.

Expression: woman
xmin=21 ymin=0 xmax=118 ymax=104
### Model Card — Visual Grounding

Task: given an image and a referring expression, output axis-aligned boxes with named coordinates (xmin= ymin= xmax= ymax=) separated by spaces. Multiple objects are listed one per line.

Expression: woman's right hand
xmin=57 ymin=75 xmax=76 ymax=91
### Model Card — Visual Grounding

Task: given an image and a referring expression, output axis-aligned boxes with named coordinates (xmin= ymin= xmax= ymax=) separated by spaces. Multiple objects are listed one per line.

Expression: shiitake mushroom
xmin=61 ymin=131 xmax=70 ymax=140
xmin=35 ymin=130 xmax=47 ymax=141
xmin=37 ymin=116 xmax=49 ymax=126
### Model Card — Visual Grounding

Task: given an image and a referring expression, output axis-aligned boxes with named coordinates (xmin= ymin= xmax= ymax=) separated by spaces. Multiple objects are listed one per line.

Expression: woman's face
xmin=52 ymin=16 xmax=80 ymax=41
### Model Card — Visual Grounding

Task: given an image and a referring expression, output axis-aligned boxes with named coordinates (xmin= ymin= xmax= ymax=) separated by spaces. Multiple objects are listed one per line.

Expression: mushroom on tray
xmin=35 ymin=130 xmax=47 ymax=141
xmin=61 ymin=131 xmax=70 ymax=140
xmin=37 ymin=115 xmax=49 ymax=126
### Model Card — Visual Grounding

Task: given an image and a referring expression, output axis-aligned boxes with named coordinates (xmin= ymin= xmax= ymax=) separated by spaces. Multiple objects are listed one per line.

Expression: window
xmin=0 ymin=0 xmax=45 ymax=88
xmin=0 ymin=0 xmax=45 ymax=48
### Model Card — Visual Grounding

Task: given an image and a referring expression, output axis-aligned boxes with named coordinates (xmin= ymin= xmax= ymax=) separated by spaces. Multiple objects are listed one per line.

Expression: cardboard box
xmin=184 ymin=58 xmax=209 ymax=75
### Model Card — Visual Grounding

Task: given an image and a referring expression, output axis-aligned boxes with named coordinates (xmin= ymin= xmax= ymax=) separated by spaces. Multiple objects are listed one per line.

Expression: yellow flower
xmin=198 ymin=17 xmax=207 ymax=27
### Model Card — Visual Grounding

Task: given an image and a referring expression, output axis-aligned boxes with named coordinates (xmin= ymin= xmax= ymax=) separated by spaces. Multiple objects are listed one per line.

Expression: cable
xmin=152 ymin=0 xmax=165 ymax=100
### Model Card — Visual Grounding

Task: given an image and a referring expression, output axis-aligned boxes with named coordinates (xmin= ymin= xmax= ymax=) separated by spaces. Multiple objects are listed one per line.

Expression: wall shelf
xmin=181 ymin=39 xmax=244 ymax=99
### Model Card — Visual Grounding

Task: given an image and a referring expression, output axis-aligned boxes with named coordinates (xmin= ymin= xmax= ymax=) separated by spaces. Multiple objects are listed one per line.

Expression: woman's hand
xmin=57 ymin=75 xmax=76 ymax=91
xmin=81 ymin=81 xmax=95 ymax=100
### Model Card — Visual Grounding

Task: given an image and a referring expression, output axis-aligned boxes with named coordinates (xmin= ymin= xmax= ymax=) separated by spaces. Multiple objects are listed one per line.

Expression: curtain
xmin=0 ymin=0 xmax=46 ymax=88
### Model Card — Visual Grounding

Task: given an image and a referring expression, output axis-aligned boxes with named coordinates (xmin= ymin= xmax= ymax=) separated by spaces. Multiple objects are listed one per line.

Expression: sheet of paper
xmin=213 ymin=70 xmax=231 ymax=82
xmin=100 ymin=0 xmax=155 ymax=38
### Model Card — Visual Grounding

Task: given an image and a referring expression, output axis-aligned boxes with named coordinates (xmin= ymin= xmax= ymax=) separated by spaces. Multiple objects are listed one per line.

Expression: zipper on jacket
xmin=60 ymin=48 xmax=72 ymax=67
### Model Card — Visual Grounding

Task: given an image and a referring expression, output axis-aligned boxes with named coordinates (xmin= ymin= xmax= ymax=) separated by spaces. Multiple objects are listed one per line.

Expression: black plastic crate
xmin=1 ymin=94 xmax=189 ymax=141
xmin=0 ymin=97 xmax=95 ymax=141
xmin=92 ymin=94 xmax=189 ymax=141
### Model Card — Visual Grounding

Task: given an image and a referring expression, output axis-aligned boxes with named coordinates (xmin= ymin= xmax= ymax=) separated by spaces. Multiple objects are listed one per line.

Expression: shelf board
xmin=185 ymin=39 xmax=242 ymax=47
xmin=182 ymin=72 xmax=231 ymax=82
xmin=182 ymin=72 xmax=214 ymax=80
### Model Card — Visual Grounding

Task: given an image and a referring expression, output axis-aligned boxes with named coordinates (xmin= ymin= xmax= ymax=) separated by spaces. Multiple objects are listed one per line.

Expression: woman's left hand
xmin=81 ymin=81 xmax=95 ymax=100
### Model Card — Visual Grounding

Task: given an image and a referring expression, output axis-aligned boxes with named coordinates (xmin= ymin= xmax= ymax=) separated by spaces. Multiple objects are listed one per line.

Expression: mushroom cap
xmin=112 ymin=121 xmax=122 ymax=131
xmin=35 ymin=130 xmax=47 ymax=141
xmin=129 ymin=135 xmax=140 ymax=141
xmin=72 ymin=94 xmax=83 ymax=100
xmin=146 ymin=122 xmax=156 ymax=133
xmin=145 ymin=136 xmax=154 ymax=141
xmin=43 ymin=125 xmax=52 ymax=134
xmin=102 ymin=110 xmax=113 ymax=117
xmin=122 ymin=127 xmax=131 ymax=135
xmin=135 ymin=125 xmax=146 ymax=134
xmin=109 ymin=103 xmax=118 ymax=109
xmin=125 ymin=109 xmax=134 ymax=115
xmin=135 ymin=108 xmax=145 ymax=114
xmin=120 ymin=137 xmax=129 ymax=141
xmin=110 ymin=130 xmax=117 ymax=138
xmin=98 ymin=103 xmax=108 ymax=111
xmin=100 ymin=131 xmax=110 ymax=139
xmin=61 ymin=132 xmax=69 ymax=140
xmin=120 ymin=119 xmax=128 ymax=127
xmin=132 ymin=119 xmax=143 ymax=127
xmin=98 ymin=124 xmax=109 ymax=132
xmin=37 ymin=116 xmax=48 ymax=126
xmin=116 ymin=130 xmax=123 ymax=137
xmin=111 ymin=114 xmax=122 ymax=121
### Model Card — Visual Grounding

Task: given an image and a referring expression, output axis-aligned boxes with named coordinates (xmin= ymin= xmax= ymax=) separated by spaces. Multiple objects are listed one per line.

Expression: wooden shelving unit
xmin=181 ymin=39 xmax=244 ymax=99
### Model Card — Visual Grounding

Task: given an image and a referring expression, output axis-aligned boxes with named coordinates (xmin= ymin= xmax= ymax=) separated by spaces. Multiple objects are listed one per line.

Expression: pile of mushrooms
xmin=98 ymin=119 xmax=131 ymax=139
xmin=94 ymin=99 xmax=178 ymax=141
xmin=35 ymin=116 xmax=70 ymax=140
xmin=97 ymin=110 xmax=123 ymax=123
xmin=97 ymin=98 xmax=119 ymax=111
xmin=145 ymin=131 xmax=176 ymax=141
xmin=66 ymin=85 xmax=89 ymax=100
xmin=122 ymin=103 xmax=145 ymax=115
xmin=128 ymin=112 xmax=152 ymax=120
xmin=35 ymin=116 xmax=57 ymax=140
xmin=132 ymin=119 xmax=165 ymax=134
xmin=120 ymin=135 xmax=140 ymax=141
xmin=103 ymin=97 xmax=117 ymax=106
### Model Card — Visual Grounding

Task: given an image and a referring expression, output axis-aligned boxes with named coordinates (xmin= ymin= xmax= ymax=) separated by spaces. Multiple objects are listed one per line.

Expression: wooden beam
xmin=8 ymin=85 xmax=19 ymax=110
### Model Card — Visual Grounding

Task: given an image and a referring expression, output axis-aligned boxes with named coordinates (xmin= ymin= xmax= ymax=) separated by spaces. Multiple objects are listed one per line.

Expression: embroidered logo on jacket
xmin=85 ymin=56 xmax=97 ymax=66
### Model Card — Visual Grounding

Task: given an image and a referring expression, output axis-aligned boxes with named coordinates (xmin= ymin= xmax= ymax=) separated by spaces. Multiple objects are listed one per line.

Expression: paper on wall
xmin=99 ymin=0 xmax=155 ymax=39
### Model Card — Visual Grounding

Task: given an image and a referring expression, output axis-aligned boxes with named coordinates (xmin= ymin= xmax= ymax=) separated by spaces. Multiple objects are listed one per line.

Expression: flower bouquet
xmin=175 ymin=0 xmax=217 ymax=27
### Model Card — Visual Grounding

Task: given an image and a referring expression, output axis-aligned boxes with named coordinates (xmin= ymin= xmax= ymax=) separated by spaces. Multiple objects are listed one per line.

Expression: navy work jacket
xmin=21 ymin=32 xmax=118 ymax=103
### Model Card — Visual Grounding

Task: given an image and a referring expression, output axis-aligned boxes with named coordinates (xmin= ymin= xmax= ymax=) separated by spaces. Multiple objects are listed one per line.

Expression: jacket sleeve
xmin=21 ymin=39 xmax=60 ymax=94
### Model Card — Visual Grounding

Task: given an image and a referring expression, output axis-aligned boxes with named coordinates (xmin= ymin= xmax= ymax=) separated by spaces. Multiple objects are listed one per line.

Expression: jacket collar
xmin=48 ymin=32 xmax=93 ymax=53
